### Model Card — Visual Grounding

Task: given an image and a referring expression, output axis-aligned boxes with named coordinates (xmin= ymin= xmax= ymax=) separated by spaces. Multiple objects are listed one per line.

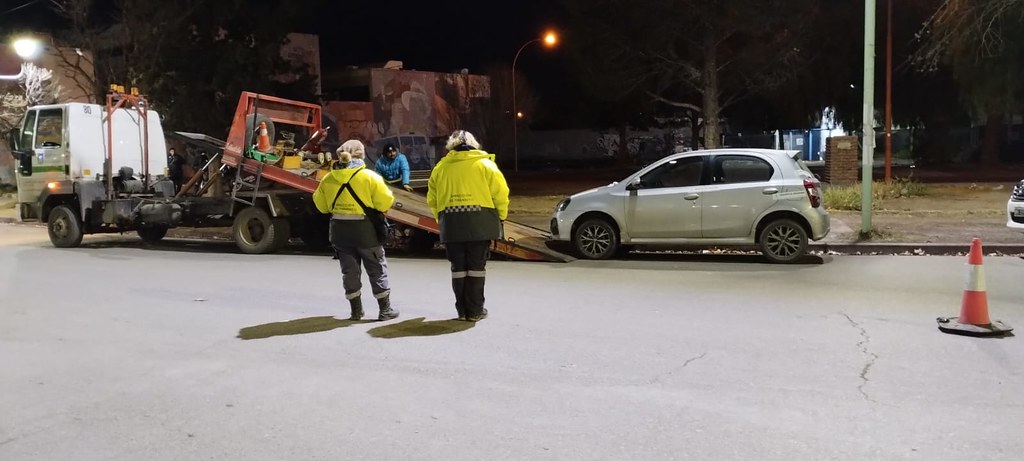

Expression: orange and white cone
xmin=256 ymin=121 xmax=272 ymax=152
xmin=937 ymin=238 xmax=1013 ymax=337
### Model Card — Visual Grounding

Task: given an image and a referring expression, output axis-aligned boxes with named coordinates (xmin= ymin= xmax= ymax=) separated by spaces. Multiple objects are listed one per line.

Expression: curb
xmin=4 ymin=216 xmax=1023 ymax=256
xmin=811 ymin=242 xmax=1024 ymax=256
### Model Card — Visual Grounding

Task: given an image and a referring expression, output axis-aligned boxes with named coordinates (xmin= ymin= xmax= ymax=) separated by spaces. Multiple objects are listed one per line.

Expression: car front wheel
xmin=759 ymin=218 xmax=808 ymax=264
xmin=573 ymin=218 xmax=619 ymax=260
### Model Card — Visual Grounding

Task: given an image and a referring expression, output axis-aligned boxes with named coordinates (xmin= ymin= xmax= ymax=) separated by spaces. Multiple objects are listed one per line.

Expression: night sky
xmin=2 ymin=0 xmax=575 ymax=122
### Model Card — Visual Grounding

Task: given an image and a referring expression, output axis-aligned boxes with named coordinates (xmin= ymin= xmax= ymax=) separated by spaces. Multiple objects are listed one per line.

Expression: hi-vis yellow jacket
xmin=314 ymin=165 xmax=395 ymax=248
xmin=427 ymin=149 xmax=509 ymax=243
xmin=313 ymin=165 xmax=395 ymax=216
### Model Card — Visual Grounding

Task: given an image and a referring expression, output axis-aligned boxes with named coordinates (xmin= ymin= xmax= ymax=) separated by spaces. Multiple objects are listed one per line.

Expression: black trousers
xmin=445 ymin=241 xmax=490 ymax=318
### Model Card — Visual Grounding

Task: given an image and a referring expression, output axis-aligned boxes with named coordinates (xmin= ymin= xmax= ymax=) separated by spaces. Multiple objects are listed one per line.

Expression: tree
xmin=914 ymin=0 xmax=1024 ymax=165
xmin=48 ymin=0 xmax=103 ymax=102
xmin=45 ymin=0 xmax=320 ymax=137
xmin=562 ymin=0 xmax=820 ymax=149
xmin=1 ymin=63 xmax=64 ymax=134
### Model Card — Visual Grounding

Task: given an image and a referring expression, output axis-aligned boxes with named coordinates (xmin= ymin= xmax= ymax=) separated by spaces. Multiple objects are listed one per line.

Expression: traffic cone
xmin=937 ymin=238 xmax=1013 ymax=337
xmin=256 ymin=121 xmax=272 ymax=152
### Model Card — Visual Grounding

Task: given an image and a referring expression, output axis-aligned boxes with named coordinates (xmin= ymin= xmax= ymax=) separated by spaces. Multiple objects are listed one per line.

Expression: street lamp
xmin=1 ymin=37 xmax=42 ymax=80
xmin=512 ymin=31 xmax=557 ymax=172
xmin=13 ymin=38 xmax=42 ymax=60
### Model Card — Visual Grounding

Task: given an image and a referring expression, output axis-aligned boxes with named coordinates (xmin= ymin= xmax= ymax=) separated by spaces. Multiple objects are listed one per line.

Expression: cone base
xmin=937 ymin=317 xmax=1013 ymax=337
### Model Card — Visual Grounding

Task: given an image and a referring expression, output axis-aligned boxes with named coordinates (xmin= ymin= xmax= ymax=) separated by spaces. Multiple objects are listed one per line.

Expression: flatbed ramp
xmin=173 ymin=131 xmax=573 ymax=262
xmin=386 ymin=187 xmax=575 ymax=263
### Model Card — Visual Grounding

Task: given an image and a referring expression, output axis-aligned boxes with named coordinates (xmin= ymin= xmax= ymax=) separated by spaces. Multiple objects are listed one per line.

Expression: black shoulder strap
xmin=329 ymin=168 xmax=373 ymax=213
xmin=343 ymin=170 xmax=373 ymax=213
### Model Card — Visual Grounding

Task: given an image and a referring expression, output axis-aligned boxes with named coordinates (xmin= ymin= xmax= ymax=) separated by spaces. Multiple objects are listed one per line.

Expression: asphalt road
xmin=1 ymin=224 xmax=1023 ymax=461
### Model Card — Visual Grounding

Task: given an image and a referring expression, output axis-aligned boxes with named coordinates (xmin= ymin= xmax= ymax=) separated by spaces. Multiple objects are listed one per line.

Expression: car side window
xmin=714 ymin=156 xmax=773 ymax=184
xmin=639 ymin=156 xmax=704 ymax=189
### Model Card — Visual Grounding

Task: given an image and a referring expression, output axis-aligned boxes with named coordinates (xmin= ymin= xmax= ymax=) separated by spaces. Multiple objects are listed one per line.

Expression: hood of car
xmin=572 ymin=182 xmax=619 ymax=199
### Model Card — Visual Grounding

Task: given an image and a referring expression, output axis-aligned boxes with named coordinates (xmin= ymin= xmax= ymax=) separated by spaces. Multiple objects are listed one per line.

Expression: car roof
xmin=679 ymin=148 xmax=802 ymax=160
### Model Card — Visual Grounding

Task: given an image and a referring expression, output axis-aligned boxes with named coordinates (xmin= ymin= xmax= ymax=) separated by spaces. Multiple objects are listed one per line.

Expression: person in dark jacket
xmin=167 ymin=148 xmax=185 ymax=194
xmin=427 ymin=130 xmax=509 ymax=322
xmin=313 ymin=139 xmax=399 ymax=321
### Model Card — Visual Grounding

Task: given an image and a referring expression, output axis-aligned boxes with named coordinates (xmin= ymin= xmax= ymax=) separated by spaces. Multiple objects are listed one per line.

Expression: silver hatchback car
xmin=550 ymin=149 xmax=830 ymax=263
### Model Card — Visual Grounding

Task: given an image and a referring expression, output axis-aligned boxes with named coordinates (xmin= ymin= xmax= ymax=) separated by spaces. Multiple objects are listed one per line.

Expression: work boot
xmin=377 ymin=295 xmax=399 ymax=321
xmin=452 ymin=278 xmax=466 ymax=320
xmin=466 ymin=308 xmax=488 ymax=323
xmin=348 ymin=297 xmax=364 ymax=321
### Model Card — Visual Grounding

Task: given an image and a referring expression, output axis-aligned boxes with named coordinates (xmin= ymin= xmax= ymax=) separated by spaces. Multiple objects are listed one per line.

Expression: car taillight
xmin=803 ymin=178 xmax=821 ymax=208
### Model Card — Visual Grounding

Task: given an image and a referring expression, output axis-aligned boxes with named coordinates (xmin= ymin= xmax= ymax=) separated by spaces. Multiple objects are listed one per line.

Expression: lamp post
xmin=861 ymin=0 xmax=877 ymax=234
xmin=512 ymin=31 xmax=557 ymax=172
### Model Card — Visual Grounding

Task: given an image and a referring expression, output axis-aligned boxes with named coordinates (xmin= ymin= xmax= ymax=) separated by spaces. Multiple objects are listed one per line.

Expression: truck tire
xmin=137 ymin=226 xmax=168 ymax=243
xmin=271 ymin=218 xmax=292 ymax=251
xmin=48 ymin=205 xmax=84 ymax=248
xmin=299 ymin=215 xmax=331 ymax=250
xmin=408 ymin=228 xmax=438 ymax=253
xmin=232 ymin=206 xmax=287 ymax=254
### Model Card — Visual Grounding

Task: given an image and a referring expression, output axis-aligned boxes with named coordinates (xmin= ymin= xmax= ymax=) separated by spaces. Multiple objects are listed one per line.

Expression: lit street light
xmin=13 ymin=38 xmax=42 ymax=60
xmin=512 ymin=31 xmax=557 ymax=172
xmin=1 ymin=37 xmax=42 ymax=80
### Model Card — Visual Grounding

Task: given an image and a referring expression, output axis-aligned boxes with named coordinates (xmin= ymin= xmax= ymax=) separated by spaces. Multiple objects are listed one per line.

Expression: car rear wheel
xmin=759 ymin=218 xmax=808 ymax=264
xmin=573 ymin=218 xmax=619 ymax=260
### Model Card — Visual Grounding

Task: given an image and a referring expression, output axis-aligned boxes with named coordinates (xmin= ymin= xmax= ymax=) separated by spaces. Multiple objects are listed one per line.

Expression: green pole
xmin=861 ymin=0 xmax=876 ymax=234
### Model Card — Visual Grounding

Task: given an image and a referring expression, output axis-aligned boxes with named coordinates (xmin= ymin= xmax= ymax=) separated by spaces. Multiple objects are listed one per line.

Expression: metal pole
xmin=884 ymin=0 xmax=893 ymax=183
xmin=512 ymin=39 xmax=538 ymax=173
xmin=862 ymin=0 xmax=877 ymax=234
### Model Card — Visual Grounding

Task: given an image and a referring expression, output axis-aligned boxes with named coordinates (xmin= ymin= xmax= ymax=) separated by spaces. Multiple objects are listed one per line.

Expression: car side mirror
xmin=625 ymin=178 xmax=643 ymax=190
xmin=15 ymin=150 xmax=32 ymax=176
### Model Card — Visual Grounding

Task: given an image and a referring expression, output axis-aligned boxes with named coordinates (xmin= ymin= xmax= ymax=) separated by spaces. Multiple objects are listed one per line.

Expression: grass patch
xmin=824 ymin=178 xmax=928 ymax=211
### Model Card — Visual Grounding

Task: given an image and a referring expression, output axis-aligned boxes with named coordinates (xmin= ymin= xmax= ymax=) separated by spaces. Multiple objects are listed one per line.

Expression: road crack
xmin=648 ymin=351 xmax=707 ymax=385
xmin=842 ymin=312 xmax=879 ymax=403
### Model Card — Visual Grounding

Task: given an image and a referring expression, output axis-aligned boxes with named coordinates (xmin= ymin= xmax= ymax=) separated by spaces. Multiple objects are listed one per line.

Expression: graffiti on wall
xmin=370 ymin=68 xmax=490 ymax=139
xmin=323 ymin=101 xmax=375 ymax=157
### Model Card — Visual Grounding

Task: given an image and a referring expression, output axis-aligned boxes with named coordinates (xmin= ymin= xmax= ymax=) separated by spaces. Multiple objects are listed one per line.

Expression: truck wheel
xmin=48 ymin=205 xmax=84 ymax=248
xmin=271 ymin=218 xmax=292 ymax=251
xmin=299 ymin=215 xmax=331 ymax=250
xmin=232 ymin=206 xmax=286 ymax=254
xmin=407 ymin=228 xmax=438 ymax=253
xmin=137 ymin=226 xmax=168 ymax=243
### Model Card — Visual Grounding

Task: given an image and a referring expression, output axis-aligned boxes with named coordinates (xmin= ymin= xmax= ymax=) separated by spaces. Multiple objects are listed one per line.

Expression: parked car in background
xmin=549 ymin=149 xmax=830 ymax=263
xmin=1008 ymin=180 xmax=1024 ymax=232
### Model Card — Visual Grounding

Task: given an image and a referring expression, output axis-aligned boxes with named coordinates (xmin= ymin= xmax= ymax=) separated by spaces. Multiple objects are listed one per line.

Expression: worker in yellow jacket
xmin=427 ymin=130 xmax=509 ymax=322
xmin=313 ymin=139 xmax=398 ymax=321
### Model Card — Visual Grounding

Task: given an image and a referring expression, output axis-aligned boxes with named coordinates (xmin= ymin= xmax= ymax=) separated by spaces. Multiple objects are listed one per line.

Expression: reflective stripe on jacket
xmin=427 ymin=149 xmax=509 ymax=243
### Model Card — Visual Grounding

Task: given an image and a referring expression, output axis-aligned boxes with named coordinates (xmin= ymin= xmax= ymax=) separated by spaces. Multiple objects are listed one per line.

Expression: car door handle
xmin=762 ymin=187 xmax=779 ymax=195
xmin=683 ymin=193 xmax=700 ymax=200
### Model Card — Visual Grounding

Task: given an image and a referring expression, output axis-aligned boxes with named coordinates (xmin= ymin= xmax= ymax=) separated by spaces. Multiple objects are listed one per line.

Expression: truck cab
xmin=8 ymin=100 xmax=173 ymax=246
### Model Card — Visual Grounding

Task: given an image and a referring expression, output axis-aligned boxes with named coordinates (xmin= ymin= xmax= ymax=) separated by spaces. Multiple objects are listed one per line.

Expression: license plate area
xmin=1014 ymin=208 xmax=1024 ymax=217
